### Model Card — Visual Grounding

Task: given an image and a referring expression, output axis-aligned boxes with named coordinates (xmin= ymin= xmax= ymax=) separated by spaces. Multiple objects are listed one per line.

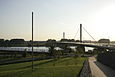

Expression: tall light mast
xmin=32 ymin=12 xmax=34 ymax=70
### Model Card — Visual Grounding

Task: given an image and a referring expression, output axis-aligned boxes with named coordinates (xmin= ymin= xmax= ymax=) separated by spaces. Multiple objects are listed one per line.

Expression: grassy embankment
xmin=0 ymin=57 xmax=86 ymax=77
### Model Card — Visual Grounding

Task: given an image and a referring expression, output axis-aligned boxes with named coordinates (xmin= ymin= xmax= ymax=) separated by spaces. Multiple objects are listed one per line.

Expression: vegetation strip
xmin=0 ymin=57 xmax=86 ymax=77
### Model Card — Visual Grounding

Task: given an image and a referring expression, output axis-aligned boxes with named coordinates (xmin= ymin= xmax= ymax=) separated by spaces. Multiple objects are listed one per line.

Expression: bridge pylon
xmin=80 ymin=24 xmax=82 ymax=42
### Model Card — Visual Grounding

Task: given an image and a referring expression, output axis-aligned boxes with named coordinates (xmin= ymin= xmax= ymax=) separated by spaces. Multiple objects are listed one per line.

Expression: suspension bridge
xmin=0 ymin=24 xmax=115 ymax=52
xmin=47 ymin=24 xmax=115 ymax=53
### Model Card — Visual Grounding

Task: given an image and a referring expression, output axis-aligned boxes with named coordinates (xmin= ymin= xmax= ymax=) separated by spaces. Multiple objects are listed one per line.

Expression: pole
xmin=80 ymin=24 xmax=82 ymax=42
xmin=63 ymin=32 xmax=65 ymax=39
xmin=32 ymin=12 xmax=34 ymax=70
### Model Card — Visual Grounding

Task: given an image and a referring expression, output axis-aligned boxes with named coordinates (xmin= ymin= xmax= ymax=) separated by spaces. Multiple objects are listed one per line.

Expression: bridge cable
xmin=83 ymin=27 xmax=97 ymax=42
xmin=74 ymin=27 xmax=79 ymax=39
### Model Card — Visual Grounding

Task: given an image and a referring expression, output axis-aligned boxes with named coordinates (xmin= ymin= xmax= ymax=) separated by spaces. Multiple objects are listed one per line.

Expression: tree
xmin=47 ymin=39 xmax=56 ymax=43
xmin=60 ymin=39 xmax=75 ymax=42
xmin=49 ymin=46 xmax=55 ymax=56
xmin=53 ymin=50 xmax=62 ymax=58
xmin=75 ymin=46 xmax=85 ymax=55
xmin=0 ymin=39 xmax=5 ymax=47
xmin=4 ymin=40 xmax=10 ymax=47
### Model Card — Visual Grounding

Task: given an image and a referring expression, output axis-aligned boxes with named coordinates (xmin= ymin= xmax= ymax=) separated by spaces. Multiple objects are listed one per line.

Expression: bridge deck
xmin=88 ymin=57 xmax=115 ymax=77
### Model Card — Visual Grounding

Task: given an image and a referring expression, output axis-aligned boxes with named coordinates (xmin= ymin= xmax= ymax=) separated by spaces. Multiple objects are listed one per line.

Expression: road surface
xmin=89 ymin=57 xmax=115 ymax=77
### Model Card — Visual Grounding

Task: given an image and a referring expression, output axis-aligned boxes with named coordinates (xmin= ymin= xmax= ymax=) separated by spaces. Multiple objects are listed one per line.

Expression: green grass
xmin=0 ymin=57 xmax=86 ymax=77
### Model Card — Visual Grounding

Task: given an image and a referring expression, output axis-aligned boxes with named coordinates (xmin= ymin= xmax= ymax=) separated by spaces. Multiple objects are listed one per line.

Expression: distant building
xmin=98 ymin=39 xmax=110 ymax=43
xmin=10 ymin=39 xmax=25 ymax=44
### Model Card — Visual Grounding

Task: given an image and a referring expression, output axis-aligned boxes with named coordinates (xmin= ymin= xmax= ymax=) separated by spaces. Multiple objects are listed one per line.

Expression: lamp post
xmin=32 ymin=12 xmax=34 ymax=70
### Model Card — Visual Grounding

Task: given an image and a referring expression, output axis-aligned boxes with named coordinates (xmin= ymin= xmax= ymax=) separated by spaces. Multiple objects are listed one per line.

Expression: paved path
xmin=88 ymin=57 xmax=115 ymax=77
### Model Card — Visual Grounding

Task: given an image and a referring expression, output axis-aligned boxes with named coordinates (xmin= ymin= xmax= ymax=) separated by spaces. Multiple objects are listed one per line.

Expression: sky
xmin=1 ymin=0 xmax=115 ymax=41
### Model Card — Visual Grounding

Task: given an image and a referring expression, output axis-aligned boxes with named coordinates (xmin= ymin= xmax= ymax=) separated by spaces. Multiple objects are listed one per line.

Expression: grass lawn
xmin=0 ymin=57 xmax=86 ymax=77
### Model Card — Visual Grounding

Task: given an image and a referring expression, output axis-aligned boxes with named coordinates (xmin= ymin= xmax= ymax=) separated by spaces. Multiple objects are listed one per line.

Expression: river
xmin=0 ymin=46 xmax=94 ymax=52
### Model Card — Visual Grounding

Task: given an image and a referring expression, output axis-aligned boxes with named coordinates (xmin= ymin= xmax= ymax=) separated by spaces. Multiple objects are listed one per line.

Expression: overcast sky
xmin=0 ymin=0 xmax=115 ymax=41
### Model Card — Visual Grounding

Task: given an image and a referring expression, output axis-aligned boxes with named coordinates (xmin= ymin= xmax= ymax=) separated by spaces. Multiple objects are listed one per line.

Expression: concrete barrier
xmin=77 ymin=59 xmax=92 ymax=77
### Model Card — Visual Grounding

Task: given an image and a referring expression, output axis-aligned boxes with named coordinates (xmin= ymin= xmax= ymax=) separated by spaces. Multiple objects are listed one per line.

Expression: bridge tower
xmin=80 ymin=24 xmax=82 ymax=42
xmin=63 ymin=32 xmax=65 ymax=39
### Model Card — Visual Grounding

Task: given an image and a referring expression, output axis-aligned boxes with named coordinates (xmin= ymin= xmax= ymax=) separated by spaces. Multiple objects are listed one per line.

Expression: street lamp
xmin=32 ymin=12 xmax=34 ymax=70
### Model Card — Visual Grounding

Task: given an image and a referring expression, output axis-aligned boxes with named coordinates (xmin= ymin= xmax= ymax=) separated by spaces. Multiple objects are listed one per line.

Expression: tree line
xmin=0 ymin=39 xmax=26 ymax=47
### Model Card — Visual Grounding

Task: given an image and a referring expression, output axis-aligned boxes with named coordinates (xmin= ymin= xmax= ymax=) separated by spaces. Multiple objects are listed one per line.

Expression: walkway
xmin=88 ymin=57 xmax=115 ymax=77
